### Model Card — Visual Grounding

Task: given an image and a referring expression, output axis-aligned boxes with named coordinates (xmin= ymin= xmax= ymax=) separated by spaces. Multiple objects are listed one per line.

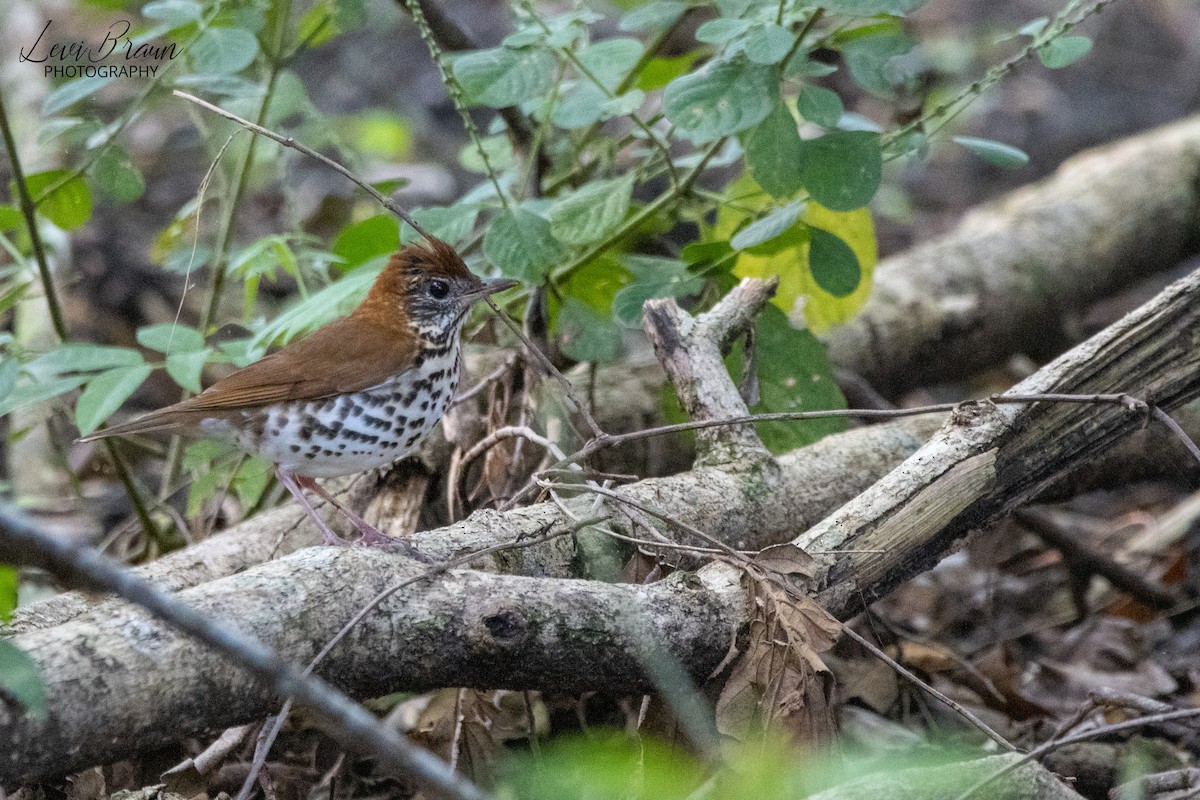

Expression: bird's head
xmin=358 ymin=237 xmax=517 ymax=344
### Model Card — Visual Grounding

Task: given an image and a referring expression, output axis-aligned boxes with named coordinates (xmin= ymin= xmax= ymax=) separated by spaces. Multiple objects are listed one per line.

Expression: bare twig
xmin=484 ymin=297 xmax=606 ymax=438
xmin=172 ymin=90 xmax=434 ymax=241
xmin=839 ymin=626 xmax=1017 ymax=752
xmin=954 ymin=707 xmax=1200 ymax=800
xmin=0 ymin=505 xmax=490 ymax=800
xmin=1150 ymin=406 xmax=1200 ymax=465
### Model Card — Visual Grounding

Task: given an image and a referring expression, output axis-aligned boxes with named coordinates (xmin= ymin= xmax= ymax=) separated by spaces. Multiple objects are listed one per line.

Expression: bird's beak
xmin=462 ymin=277 xmax=519 ymax=304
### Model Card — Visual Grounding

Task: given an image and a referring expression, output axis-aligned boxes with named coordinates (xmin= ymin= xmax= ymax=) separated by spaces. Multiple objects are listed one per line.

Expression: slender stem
xmin=401 ymin=0 xmax=511 ymax=210
xmin=173 ymin=91 xmax=433 ymax=240
xmin=0 ymin=91 xmax=163 ymax=546
xmin=886 ymin=0 xmax=1117 ymax=153
xmin=0 ymin=92 xmax=66 ymax=339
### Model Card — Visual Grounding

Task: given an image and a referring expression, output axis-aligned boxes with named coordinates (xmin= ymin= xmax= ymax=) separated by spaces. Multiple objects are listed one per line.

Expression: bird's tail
xmin=77 ymin=408 xmax=191 ymax=443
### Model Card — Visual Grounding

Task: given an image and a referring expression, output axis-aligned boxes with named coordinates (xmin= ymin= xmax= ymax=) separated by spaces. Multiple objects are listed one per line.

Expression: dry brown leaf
xmin=715 ymin=577 xmax=841 ymax=746
xmin=830 ymin=655 xmax=900 ymax=714
xmin=410 ymin=688 xmax=540 ymax=784
xmin=754 ymin=543 xmax=817 ymax=580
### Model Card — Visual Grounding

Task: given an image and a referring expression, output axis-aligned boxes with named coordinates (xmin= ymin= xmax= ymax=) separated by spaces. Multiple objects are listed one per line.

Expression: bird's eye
xmin=429 ymin=279 xmax=450 ymax=299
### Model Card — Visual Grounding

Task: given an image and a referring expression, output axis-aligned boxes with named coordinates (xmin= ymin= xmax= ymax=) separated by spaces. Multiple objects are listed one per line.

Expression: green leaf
xmin=547 ymin=174 xmax=635 ymax=246
xmin=717 ymin=176 xmax=876 ymax=332
xmin=578 ymin=38 xmax=644 ymax=91
xmin=552 ymin=82 xmax=610 ymax=129
xmin=743 ymin=24 xmax=794 ymax=65
xmin=0 ymin=204 xmax=23 ymax=231
xmin=725 ymin=305 xmax=846 ymax=453
xmin=807 ymin=226 xmax=861 ymax=297
xmin=483 ymin=209 xmax=566 ymax=282
xmin=90 ymin=147 xmax=145 ymax=203
xmin=797 ymin=130 xmax=882 ymax=211
xmin=820 ymin=0 xmax=925 ymax=14
xmin=166 ymin=348 xmax=212 ymax=392
xmin=1018 ymin=18 xmax=1049 ymax=38
xmin=696 ymin=18 xmax=752 ymax=44
xmin=795 ymin=85 xmax=843 ymax=128
xmin=75 ymin=365 xmax=153 ymax=436
xmin=619 ymin=1 xmax=686 ymax=33
xmin=0 ymin=358 xmax=19 ymax=403
xmin=0 ymin=639 xmax=46 ymax=721
xmin=42 ymin=75 xmax=114 ymax=115
xmin=952 ymin=136 xmax=1030 ymax=168
xmin=636 ymin=53 xmax=700 ymax=91
xmin=611 ymin=256 xmax=703 ymax=325
xmin=142 ymin=0 xmax=203 ymax=28
xmin=453 ymin=46 xmax=556 ymax=108
xmin=297 ymin=0 xmax=365 ymax=46
xmin=0 ymin=564 xmax=16 ymax=622
xmin=786 ymin=58 xmax=838 ymax=79
xmin=400 ymin=205 xmax=479 ymax=246
xmin=556 ymin=298 xmax=623 ymax=364
xmin=136 ymin=323 xmax=206 ymax=353
xmin=231 ymin=457 xmax=272 ymax=510
xmin=742 ymin=102 xmax=805 ymax=199
xmin=841 ymin=28 xmax=915 ymax=98
xmin=0 ymin=374 xmax=88 ymax=417
xmin=731 ymin=202 xmax=805 ymax=250
xmin=663 ymin=58 xmax=778 ymax=143
xmin=602 ymin=89 xmax=645 ymax=117
xmin=190 ymin=27 xmax=259 ymax=74
xmin=332 ymin=214 xmax=399 ymax=270
xmin=1038 ymin=35 xmax=1093 ymax=69
xmin=32 ymin=343 xmax=145 ymax=374
xmin=22 ymin=169 xmax=92 ymax=230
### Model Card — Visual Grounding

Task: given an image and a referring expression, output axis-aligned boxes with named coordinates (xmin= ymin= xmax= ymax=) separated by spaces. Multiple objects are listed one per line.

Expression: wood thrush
xmin=82 ymin=237 xmax=517 ymax=558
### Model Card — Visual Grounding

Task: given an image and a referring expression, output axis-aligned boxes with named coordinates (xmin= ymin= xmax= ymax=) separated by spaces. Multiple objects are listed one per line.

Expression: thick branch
xmin=643 ymin=277 xmax=778 ymax=465
xmin=825 ymin=115 xmax=1200 ymax=395
xmin=802 ymin=266 xmax=1200 ymax=618
xmin=0 ymin=549 xmax=743 ymax=785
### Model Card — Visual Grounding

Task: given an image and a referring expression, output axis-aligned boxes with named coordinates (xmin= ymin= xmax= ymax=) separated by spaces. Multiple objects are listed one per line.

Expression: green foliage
xmin=75 ymin=364 xmax=154 ymax=436
xmin=21 ymin=169 xmax=92 ymax=230
xmin=5 ymin=0 xmax=1096 ymax=551
xmin=454 ymin=46 xmax=557 ymax=108
xmin=0 ymin=564 xmax=16 ymax=621
xmin=952 ymin=136 xmax=1030 ymax=168
xmin=725 ymin=306 xmax=847 ymax=452
xmin=497 ymin=733 xmax=705 ymax=800
xmin=0 ymin=639 xmax=46 ymax=722
xmin=1038 ymin=35 xmax=1092 ymax=69
xmin=484 ymin=208 xmax=567 ymax=281
xmin=548 ymin=175 xmax=635 ymax=246
xmin=663 ymin=58 xmax=778 ymax=142
xmin=797 ymin=130 xmax=883 ymax=212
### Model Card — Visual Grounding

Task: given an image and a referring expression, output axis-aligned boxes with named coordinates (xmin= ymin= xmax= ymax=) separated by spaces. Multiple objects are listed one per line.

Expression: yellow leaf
xmin=715 ymin=176 xmax=877 ymax=333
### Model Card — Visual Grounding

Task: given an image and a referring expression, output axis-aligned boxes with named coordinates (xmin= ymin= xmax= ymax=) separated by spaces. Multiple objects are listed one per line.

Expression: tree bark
xmin=824 ymin=114 xmax=1200 ymax=396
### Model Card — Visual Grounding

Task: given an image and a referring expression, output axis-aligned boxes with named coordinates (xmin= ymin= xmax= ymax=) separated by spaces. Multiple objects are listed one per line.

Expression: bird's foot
xmin=352 ymin=524 xmax=432 ymax=563
xmin=320 ymin=529 xmax=354 ymax=547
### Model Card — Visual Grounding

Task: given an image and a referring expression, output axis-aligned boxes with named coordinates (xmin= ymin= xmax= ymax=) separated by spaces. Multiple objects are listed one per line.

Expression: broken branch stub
xmin=642 ymin=277 xmax=779 ymax=467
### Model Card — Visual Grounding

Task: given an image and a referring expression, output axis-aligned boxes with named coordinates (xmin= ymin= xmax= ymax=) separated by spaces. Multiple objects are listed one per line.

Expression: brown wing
xmin=183 ymin=315 xmax=418 ymax=410
xmin=79 ymin=316 xmax=418 ymax=441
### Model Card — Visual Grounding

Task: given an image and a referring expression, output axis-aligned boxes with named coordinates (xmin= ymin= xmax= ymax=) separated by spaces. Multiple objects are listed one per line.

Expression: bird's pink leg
xmin=294 ymin=476 xmax=430 ymax=562
xmin=275 ymin=467 xmax=350 ymax=547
